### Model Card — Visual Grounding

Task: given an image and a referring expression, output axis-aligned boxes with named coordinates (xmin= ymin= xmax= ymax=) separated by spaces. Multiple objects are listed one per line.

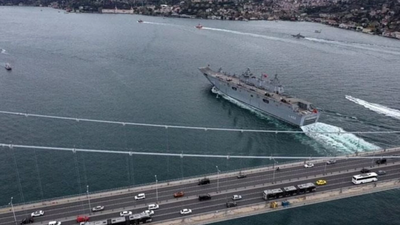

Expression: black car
xmin=21 ymin=217 xmax=34 ymax=224
xmin=198 ymin=194 xmax=212 ymax=201
xmin=377 ymin=170 xmax=387 ymax=175
xmin=226 ymin=202 xmax=237 ymax=208
xmin=376 ymin=158 xmax=387 ymax=165
xmin=198 ymin=178 xmax=210 ymax=185
xmin=360 ymin=168 xmax=371 ymax=173
xmin=237 ymin=174 xmax=247 ymax=179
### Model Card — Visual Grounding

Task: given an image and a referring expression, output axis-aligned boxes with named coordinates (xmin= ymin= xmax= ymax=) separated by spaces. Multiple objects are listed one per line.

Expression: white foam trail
xmin=212 ymin=87 xmax=380 ymax=154
xmin=305 ymin=37 xmax=400 ymax=56
xmin=345 ymin=95 xmax=400 ymax=120
xmin=1 ymin=49 xmax=7 ymax=54
xmin=301 ymin=122 xmax=380 ymax=154
xmin=142 ymin=21 xmax=169 ymax=26
xmin=141 ymin=21 xmax=184 ymax=28
xmin=202 ymin=27 xmax=400 ymax=55
xmin=203 ymin=27 xmax=288 ymax=42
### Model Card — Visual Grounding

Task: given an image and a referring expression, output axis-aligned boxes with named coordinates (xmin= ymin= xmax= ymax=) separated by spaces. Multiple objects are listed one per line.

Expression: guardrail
xmin=1 ymin=146 xmax=398 ymax=212
xmin=153 ymin=178 xmax=400 ymax=225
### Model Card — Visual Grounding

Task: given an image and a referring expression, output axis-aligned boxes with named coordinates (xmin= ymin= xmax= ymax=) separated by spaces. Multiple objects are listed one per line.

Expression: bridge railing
xmin=1 ymin=146 xmax=398 ymax=211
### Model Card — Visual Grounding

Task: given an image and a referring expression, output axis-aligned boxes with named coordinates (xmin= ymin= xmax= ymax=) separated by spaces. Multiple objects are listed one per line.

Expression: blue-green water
xmin=1 ymin=6 xmax=400 ymax=224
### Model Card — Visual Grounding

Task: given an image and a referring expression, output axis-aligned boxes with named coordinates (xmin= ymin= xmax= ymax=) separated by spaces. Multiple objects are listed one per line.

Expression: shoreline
xmin=1 ymin=5 xmax=399 ymax=41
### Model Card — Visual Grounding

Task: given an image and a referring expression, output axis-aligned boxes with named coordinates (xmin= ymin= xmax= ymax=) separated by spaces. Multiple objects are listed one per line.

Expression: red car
xmin=76 ymin=216 xmax=90 ymax=223
xmin=174 ymin=191 xmax=184 ymax=198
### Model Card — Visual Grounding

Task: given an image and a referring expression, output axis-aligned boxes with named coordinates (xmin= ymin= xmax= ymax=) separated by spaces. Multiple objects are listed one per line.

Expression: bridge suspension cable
xmin=0 ymin=110 xmax=399 ymax=134
xmin=1 ymin=143 xmax=399 ymax=159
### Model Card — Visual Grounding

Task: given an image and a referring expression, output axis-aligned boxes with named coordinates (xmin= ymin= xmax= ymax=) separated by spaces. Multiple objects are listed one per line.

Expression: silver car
xmin=119 ymin=211 xmax=132 ymax=217
xmin=92 ymin=206 xmax=104 ymax=212
xmin=232 ymin=195 xmax=242 ymax=200
xmin=326 ymin=159 xmax=337 ymax=165
xmin=31 ymin=210 xmax=45 ymax=217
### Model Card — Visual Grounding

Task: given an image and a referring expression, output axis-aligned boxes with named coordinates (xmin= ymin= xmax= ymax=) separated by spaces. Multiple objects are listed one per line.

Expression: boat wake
xmin=345 ymin=95 xmax=400 ymax=120
xmin=305 ymin=37 xmax=400 ymax=56
xmin=301 ymin=122 xmax=380 ymax=154
xmin=202 ymin=27 xmax=301 ymax=45
xmin=211 ymin=87 xmax=380 ymax=154
xmin=141 ymin=21 xmax=176 ymax=27
xmin=201 ymin=27 xmax=400 ymax=56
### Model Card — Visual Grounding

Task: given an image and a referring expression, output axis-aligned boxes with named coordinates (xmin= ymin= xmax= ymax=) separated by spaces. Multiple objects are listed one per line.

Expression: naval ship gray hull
xmin=199 ymin=67 xmax=320 ymax=127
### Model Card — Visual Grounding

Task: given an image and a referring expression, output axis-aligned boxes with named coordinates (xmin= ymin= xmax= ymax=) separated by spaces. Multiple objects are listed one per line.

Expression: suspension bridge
xmin=0 ymin=110 xmax=400 ymax=225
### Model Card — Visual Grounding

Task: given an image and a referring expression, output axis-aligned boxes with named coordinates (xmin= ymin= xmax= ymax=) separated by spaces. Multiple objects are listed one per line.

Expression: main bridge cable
xmin=2 ymin=143 xmax=400 ymax=159
xmin=0 ymin=110 xmax=399 ymax=134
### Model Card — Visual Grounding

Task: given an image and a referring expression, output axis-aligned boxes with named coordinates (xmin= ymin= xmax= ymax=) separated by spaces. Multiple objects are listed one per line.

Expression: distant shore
xmin=2 ymin=5 xmax=399 ymax=41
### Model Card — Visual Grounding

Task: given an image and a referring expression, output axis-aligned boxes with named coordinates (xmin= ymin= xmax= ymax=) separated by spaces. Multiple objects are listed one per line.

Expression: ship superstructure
xmin=199 ymin=66 xmax=320 ymax=127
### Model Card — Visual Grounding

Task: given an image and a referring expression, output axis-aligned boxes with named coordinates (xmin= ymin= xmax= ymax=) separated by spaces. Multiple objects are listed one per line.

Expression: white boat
xmin=5 ymin=63 xmax=12 ymax=71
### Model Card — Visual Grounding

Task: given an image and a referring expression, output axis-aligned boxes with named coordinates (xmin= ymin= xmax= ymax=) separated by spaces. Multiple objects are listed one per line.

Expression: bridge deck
xmin=1 ymin=147 xmax=400 ymax=225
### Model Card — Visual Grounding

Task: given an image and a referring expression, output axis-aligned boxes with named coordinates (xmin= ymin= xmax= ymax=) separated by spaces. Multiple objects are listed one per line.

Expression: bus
xmin=352 ymin=172 xmax=378 ymax=184
xmin=297 ymin=183 xmax=316 ymax=194
xmin=283 ymin=186 xmax=298 ymax=196
xmin=82 ymin=213 xmax=152 ymax=225
xmin=263 ymin=188 xmax=284 ymax=200
xmin=129 ymin=213 xmax=152 ymax=224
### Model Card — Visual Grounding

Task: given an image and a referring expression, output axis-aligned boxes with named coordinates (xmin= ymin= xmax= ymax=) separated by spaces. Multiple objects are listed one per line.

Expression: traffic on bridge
xmin=1 ymin=148 xmax=400 ymax=225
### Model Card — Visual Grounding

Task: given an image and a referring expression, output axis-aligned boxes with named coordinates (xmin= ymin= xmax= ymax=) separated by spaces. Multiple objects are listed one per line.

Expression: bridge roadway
xmin=1 ymin=148 xmax=400 ymax=225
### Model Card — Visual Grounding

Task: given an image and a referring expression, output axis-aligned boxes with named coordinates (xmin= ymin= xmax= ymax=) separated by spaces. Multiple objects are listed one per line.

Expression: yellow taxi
xmin=315 ymin=179 xmax=327 ymax=186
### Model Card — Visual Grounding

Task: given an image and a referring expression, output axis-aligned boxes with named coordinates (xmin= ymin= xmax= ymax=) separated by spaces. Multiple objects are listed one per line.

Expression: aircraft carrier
xmin=199 ymin=66 xmax=320 ymax=127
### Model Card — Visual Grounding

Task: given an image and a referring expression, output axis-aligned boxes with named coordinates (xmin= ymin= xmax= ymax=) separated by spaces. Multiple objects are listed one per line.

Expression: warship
xmin=199 ymin=66 xmax=320 ymax=127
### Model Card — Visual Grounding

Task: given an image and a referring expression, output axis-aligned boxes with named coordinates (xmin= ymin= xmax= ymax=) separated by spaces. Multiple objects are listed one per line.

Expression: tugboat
xmin=138 ymin=19 xmax=143 ymax=23
xmin=292 ymin=33 xmax=305 ymax=39
xmin=5 ymin=63 xmax=12 ymax=71
xmin=195 ymin=24 xmax=203 ymax=29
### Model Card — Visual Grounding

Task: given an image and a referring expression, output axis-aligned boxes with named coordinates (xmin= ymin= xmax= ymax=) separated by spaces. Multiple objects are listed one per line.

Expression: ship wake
xmin=211 ymin=87 xmax=380 ymax=154
xmin=345 ymin=95 xmax=400 ymax=120
xmin=203 ymin=27 xmax=285 ymax=42
xmin=301 ymin=122 xmax=380 ymax=154
xmin=305 ymin=37 xmax=400 ymax=56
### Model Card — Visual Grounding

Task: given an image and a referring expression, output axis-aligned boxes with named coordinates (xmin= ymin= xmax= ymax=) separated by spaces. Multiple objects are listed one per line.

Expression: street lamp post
xmin=155 ymin=175 xmax=158 ymax=203
xmin=9 ymin=197 xmax=16 ymax=225
xmin=272 ymin=168 xmax=276 ymax=183
xmin=216 ymin=166 xmax=220 ymax=193
xmin=86 ymin=185 xmax=91 ymax=214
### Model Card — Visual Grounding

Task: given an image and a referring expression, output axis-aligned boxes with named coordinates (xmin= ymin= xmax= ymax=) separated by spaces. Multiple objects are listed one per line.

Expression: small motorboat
xmin=5 ymin=63 xmax=12 ymax=71
xmin=292 ymin=33 xmax=305 ymax=39
xmin=195 ymin=24 xmax=203 ymax=29
xmin=138 ymin=19 xmax=143 ymax=23
xmin=315 ymin=29 xmax=322 ymax=33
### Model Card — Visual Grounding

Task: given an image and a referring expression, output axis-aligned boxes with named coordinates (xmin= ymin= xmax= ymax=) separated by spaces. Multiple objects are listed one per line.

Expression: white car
xmin=119 ymin=211 xmax=132 ymax=217
xmin=92 ymin=205 xmax=104 ymax=212
xmin=232 ymin=195 xmax=242 ymax=200
xmin=48 ymin=221 xmax=61 ymax=225
xmin=304 ymin=162 xmax=314 ymax=168
xmin=180 ymin=209 xmax=192 ymax=215
xmin=148 ymin=204 xmax=159 ymax=210
xmin=135 ymin=193 xmax=146 ymax=200
xmin=143 ymin=210 xmax=154 ymax=216
xmin=31 ymin=210 xmax=45 ymax=217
